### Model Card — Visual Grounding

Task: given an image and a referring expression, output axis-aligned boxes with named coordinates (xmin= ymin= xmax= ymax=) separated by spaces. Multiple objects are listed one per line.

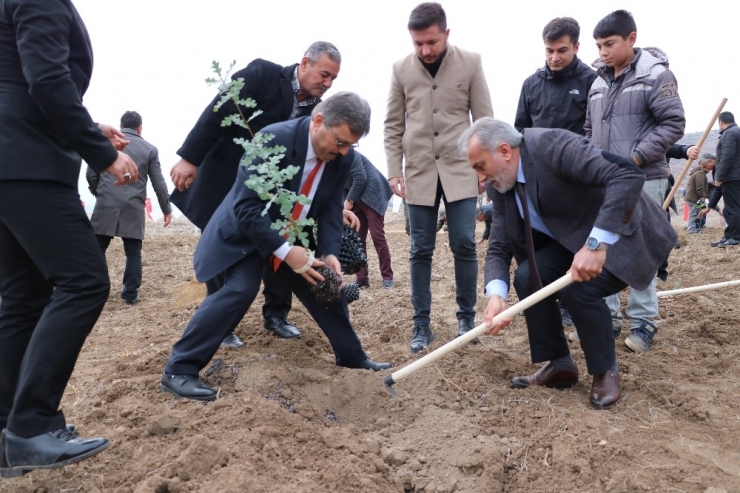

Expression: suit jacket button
xmin=434 ymin=131 xmax=439 ymax=137
xmin=433 ymin=108 xmax=438 ymax=114
xmin=432 ymin=84 xmax=438 ymax=90
xmin=435 ymin=154 xmax=440 ymax=160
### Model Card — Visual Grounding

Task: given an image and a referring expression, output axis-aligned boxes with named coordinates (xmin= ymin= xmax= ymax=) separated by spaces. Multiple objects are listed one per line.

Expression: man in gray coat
xmin=344 ymin=152 xmax=394 ymax=288
xmin=460 ymin=118 xmax=676 ymax=410
xmin=87 ymin=111 xmax=172 ymax=305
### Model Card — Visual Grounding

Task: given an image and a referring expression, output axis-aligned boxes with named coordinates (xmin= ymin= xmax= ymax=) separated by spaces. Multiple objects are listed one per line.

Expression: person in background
xmin=684 ymin=154 xmax=716 ymax=234
xmin=475 ymin=203 xmax=493 ymax=246
xmin=87 ymin=111 xmax=172 ymax=305
xmin=708 ymin=112 xmax=740 ymax=247
xmin=344 ymin=152 xmax=395 ymax=289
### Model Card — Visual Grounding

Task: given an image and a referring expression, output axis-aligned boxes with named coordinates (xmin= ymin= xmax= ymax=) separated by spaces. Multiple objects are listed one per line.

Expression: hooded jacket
xmin=585 ymin=48 xmax=686 ymax=180
xmin=514 ymin=56 xmax=597 ymax=135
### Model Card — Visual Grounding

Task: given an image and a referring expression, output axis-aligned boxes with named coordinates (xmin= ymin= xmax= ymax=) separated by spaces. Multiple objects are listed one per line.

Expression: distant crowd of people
xmin=3 ymin=0 xmax=740 ymax=479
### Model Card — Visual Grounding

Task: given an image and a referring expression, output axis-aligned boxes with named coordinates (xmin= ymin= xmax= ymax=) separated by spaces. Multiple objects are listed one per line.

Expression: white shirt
xmin=273 ymin=132 xmax=326 ymax=260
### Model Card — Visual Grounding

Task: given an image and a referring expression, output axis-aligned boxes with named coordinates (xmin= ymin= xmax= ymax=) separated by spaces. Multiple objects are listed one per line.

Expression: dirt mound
xmin=3 ymin=211 xmax=740 ymax=492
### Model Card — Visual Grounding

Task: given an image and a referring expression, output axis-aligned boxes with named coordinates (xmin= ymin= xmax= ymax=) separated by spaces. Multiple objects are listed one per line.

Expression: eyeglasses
xmin=329 ymin=127 xmax=359 ymax=148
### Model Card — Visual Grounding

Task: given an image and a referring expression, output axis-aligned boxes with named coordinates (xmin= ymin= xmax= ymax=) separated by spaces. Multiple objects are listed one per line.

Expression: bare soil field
xmin=2 ymin=205 xmax=739 ymax=493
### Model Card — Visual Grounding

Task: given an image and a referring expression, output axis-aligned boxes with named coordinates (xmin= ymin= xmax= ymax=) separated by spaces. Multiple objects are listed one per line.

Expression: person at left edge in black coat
xmin=170 ymin=42 xmax=342 ymax=349
xmin=160 ymin=92 xmax=392 ymax=402
xmin=0 ymin=0 xmax=140 ymax=477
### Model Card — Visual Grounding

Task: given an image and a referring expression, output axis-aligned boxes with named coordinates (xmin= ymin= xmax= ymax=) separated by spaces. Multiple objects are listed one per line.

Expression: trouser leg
xmin=165 ymin=254 xmax=263 ymax=376
xmin=121 ymin=237 xmax=142 ymax=302
xmin=687 ymin=203 xmax=700 ymax=233
xmin=721 ymin=181 xmax=740 ymax=240
xmin=353 ymin=203 xmax=371 ymax=284
xmin=443 ymin=196 xmax=478 ymax=322
xmin=261 ymin=265 xmax=292 ymax=319
xmin=407 ymin=197 xmax=440 ymax=328
xmin=364 ymin=203 xmax=393 ymax=280
xmin=0 ymin=182 xmax=110 ymax=437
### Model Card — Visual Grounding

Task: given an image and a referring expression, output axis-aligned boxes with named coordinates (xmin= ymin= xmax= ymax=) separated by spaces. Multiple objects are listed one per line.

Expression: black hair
xmin=120 ymin=111 xmax=142 ymax=129
xmin=408 ymin=2 xmax=447 ymax=32
xmin=719 ymin=111 xmax=735 ymax=124
xmin=542 ymin=17 xmax=580 ymax=44
xmin=593 ymin=10 xmax=636 ymax=40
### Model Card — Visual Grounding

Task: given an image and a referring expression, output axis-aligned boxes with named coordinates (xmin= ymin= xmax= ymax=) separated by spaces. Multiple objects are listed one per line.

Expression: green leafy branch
xmin=207 ymin=60 xmax=314 ymax=249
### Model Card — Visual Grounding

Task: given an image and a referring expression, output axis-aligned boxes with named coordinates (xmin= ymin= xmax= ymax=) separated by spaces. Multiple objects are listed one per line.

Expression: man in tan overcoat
xmin=384 ymin=2 xmax=493 ymax=353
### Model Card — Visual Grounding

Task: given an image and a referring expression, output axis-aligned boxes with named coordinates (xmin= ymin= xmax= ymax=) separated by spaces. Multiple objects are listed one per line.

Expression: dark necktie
xmin=515 ymin=182 xmax=543 ymax=291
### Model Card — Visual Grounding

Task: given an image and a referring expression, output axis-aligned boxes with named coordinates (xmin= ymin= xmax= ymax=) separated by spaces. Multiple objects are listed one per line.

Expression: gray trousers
xmin=604 ymin=177 xmax=667 ymax=328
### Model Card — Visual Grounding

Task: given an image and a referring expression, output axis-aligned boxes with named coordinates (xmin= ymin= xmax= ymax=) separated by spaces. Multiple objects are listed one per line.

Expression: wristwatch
xmin=585 ymin=236 xmax=608 ymax=252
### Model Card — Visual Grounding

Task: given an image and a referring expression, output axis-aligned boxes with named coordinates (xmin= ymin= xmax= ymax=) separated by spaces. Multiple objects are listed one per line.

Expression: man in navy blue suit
xmin=161 ymin=92 xmax=391 ymax=401
xmin=170 ymin=42 xmax=342 ymax=346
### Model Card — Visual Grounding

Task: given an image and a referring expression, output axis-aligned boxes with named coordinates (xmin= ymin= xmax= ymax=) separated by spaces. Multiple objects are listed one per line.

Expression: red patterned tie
xmin=270 ymin=160 xmax=323 ymax=272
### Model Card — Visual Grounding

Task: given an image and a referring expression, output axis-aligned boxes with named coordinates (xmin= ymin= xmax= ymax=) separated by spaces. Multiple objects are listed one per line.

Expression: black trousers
xmin=96 ymin=235 xmax=142 ymax=302
xmin=205 ymin=265 xmax=292 ymax=319
xmin=165 ymin=251 xmax=367 ymax=376
xmin=513 ymin=237 xmax=627 ymax=375
xmin=721 ymin=180 xmax=740 ymax=241
xmin=0 ymin=181 xmax=109 ymax=437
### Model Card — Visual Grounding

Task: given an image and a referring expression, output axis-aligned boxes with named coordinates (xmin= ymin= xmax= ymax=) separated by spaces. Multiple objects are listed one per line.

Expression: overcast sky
xmin=73 ymin=0 xmax=740 ymax=217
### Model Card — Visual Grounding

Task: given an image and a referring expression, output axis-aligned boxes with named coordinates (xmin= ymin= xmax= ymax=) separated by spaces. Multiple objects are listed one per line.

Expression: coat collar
xmin=121 ymin=128 xmax=141 ymax=139
xmin=280 ymin=63 xmax=300 ymax=120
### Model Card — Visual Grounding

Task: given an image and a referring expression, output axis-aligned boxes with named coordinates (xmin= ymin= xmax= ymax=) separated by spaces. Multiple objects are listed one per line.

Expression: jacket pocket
xmin=219 ymin=212 xmax=237 ymax=240
xmin=441 ymin=83 xmax=469 ymax=106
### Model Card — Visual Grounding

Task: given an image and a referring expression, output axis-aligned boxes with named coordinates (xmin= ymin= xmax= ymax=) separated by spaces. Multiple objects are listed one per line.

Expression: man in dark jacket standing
xmin=712 ymin=112 xmax=740 ymax=247
xmin=169 ymin=42 xmax=341 ymax=347
xmin=87 ymin=111 xmax=173 ymax=305
xmin=0 ymin=0 xmax=139 ymax=476
xmin=515 ymin=17 xmax=597 ymax=332
xmin=514 ymin=17 xmax=597 ymax=135
xmin=344 ymin=152 xmax=395 ymax=289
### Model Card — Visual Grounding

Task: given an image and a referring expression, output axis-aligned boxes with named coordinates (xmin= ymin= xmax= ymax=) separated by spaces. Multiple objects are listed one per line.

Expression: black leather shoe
xmin=160 ymin=373 xmax=217 ymax=401
xmin=354 ymin=359 xmax=392 ymax=371
xmin=409 ymin=325 xmax=434 ymax=353
xmin=590 ymin=368 xmax=621 ymax=410
xmin=0 ymin=428 xmax=109 ymax=478
xmin=511 ymin=361 xmax=579 ymax=389
xmin=457 ymin=319 xmax=479 ymax=344
xmin=220 ymin=332 xmax=245 ymax=349
xmin=264 ymin=317 xmax=301 ymax=339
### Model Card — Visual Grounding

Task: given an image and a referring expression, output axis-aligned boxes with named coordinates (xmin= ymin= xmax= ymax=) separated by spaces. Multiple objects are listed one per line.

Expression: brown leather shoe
xmin=590 ymin=369 xmax=621 ymax=410
xmin=511 ymin=361 xmax=579 ymax=389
